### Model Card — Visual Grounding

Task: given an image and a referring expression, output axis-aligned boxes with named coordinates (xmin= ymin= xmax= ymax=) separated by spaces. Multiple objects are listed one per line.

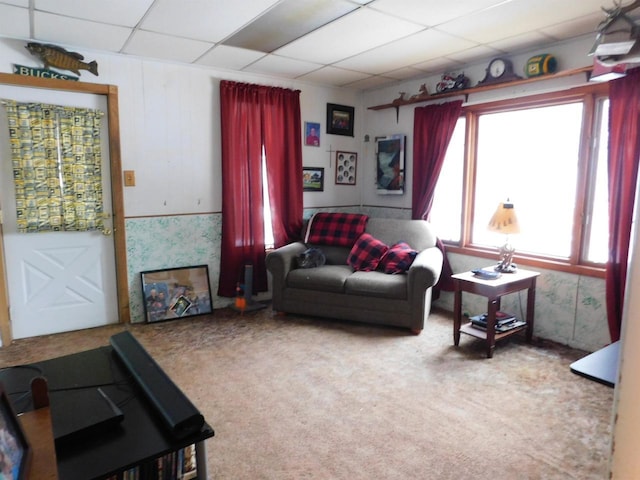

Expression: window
xmin=430 ymin=84 xmax=609 ymax=275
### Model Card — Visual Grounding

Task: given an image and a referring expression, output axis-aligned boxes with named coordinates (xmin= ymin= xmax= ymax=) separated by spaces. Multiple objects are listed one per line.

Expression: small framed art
xmin=326 ymin=103 xmax=354 ymax=137
xmin=335 ymin=151 xmax=357 ymax=185
xmin=0 ymin=383 xmax=31 ymax=480
xmin=141 ymin=265 xmax=213 ymax=323
xmin=376 ymin=134 xmax=406 ymax=195
xmin=303 ymin=167 xmax=324 ymax=192
xmin=304 ymin=121 xmax=320 ymax=146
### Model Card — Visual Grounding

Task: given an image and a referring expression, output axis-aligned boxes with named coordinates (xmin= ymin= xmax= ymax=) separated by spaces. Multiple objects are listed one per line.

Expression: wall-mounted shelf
xmin=367 ymin=66 xmax=593 ymax=111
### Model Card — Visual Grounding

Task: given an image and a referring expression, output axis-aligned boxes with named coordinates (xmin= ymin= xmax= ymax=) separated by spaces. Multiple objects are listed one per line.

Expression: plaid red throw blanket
xmin=304 ymin=212 xmax=369 ymax=247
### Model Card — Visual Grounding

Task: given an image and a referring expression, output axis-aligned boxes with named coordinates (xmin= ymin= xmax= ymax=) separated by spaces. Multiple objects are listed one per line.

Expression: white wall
xmin=0 ymin=37 xmax=364 ymax=218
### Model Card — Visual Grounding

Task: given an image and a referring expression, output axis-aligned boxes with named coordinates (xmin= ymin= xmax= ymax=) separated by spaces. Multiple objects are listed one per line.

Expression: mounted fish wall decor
xmin=25 ymin=42 xmax=99 ymax=76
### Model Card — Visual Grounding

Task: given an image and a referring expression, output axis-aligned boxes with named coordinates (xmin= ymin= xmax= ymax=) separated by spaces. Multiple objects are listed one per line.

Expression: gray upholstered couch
xmin=266 ymin=217 xmax=443 ymax=333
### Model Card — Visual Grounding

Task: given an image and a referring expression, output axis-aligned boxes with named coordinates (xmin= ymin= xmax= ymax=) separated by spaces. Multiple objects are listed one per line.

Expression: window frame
xmin=442 ymin=83 xmax=610 ymax=278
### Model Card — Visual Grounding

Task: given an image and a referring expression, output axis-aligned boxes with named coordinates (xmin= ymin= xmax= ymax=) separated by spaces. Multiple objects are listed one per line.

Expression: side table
xmin=452 ymin=268 xmax=540 ymax=358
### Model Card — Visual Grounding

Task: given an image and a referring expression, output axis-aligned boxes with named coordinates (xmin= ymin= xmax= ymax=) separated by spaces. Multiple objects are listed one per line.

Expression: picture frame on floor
xmin=141 ymin=265 xmax=213 ymax=323
xmin=0 ymin=383 xmax=31 ymax=480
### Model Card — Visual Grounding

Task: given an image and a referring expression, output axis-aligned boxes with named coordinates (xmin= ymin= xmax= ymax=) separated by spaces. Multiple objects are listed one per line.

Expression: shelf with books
xmin=105 ymin=444 xmax=197 ymax=480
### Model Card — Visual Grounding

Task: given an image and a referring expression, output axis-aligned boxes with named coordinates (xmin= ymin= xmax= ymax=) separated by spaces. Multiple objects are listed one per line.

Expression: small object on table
xmin=472 ymin=268 xmax=501 ymax=280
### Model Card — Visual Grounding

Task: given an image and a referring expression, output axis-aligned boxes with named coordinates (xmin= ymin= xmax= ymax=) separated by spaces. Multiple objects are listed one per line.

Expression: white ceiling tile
xmin=223 ymin=0 xmax=359 ymax=53
xmin=445 ymin=45 xmax=502 ymax=64
xmin=125 ymin=30 xmax=213 ymax=63
xmin=333 ymin=29 xmax=477 ymax=74
xmin=243 ymin=54 xmax=322 ymax=78
xmin=371 ymin=0 xmax=509 ymax=27
xmin=381 ymin=66 xmax=432 ymax=81
xmin=33 ymin=11 xmax=132 ymax=52
xmin=540 ymin=12 xmax=603 ymax=41
xmin=140 ymin=0 xmax=279 ymax=43
xmin=439 ymin=0 xmax=613 ymax=45
xmin=275 ymin=8 xmax=424 ymax=65
xmin=34 ymin=0 xmax=154 ymax=27
xmin=196 ymin=45 xmax=266 ymax=70
xmin=487 ymin=31 xmax=555 ymax=57
xmin=412 ymin=57 xmax=466 ymax=74
xmin=343 ymin=74 xmax=398 ymax=90
xmin=0 ymin=4 xmax=29 ymax=38
xmin=297 ymin=66 xmax=371 ymax=86
xmin=1 ymin=0 xmax=28 ymax=6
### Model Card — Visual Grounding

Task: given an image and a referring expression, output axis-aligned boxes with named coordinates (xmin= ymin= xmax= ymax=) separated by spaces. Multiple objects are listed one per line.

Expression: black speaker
xmin=110 ymin=331 xmax=205 ymax=438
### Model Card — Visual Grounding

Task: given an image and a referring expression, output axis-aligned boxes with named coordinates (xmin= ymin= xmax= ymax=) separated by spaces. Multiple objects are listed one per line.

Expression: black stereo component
xmin=110 ymin=331 xmax=204 ymax=438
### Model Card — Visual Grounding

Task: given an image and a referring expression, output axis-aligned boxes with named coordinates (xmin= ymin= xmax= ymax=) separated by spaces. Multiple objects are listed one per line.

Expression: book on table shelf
xmin=105 ymin=444 xmax=197 ymax=480
xmin=469 ymin=311 xmax=526 ymax=333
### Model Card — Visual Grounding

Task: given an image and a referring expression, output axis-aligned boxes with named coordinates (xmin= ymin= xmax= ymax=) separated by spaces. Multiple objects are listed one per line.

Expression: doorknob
xmin=102 ymin=228 xmax=112 ymax=236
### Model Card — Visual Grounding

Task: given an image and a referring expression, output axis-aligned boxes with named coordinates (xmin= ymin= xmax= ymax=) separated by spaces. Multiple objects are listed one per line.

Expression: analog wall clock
xmin=477 ymin=57 xmax=522 ymax=86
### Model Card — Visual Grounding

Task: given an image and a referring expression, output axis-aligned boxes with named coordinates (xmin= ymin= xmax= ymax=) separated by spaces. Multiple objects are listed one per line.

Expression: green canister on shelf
xmin=525 ymin=54 xmax=557 ymax=77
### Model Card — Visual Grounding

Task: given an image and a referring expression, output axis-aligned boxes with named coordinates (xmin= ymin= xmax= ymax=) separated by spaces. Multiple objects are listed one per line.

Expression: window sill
xmin=444 ymin=245 xmax=606 ymax=279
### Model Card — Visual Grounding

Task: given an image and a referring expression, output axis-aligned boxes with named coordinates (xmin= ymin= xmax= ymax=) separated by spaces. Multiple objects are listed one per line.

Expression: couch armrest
xmin=266 ymin=242 xmax=308 ymax=309
xmin=407 ymin=246 xmax=443 ymax=304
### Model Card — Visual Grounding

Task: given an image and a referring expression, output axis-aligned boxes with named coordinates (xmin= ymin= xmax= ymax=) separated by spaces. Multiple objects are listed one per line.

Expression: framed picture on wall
xmin=141 ymin=265 xmax=213 ymax=323
xmin=303 ymin=167 xmax=324 ymax=192
xmin=304 ymin=121 xmax=321 ymax=146
xmin=326 ymin=103 xmax=354 ymax=137
xmin=335 ymin=151 xmax=357 ymax=185
xmin=376 ymin=134 xmax=406 ymax=195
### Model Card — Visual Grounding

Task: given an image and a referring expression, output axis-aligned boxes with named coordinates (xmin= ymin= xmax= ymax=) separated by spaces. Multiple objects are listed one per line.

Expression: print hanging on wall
xmin=304 ymin=121 xmax=320 ymax=146
xmin=335 ymin=151 xmax=357 ymax=185
xmin=376 ymin=134 xmax=405 ymax=195
xmin=326 ymin=103 xmax=354 ymax=137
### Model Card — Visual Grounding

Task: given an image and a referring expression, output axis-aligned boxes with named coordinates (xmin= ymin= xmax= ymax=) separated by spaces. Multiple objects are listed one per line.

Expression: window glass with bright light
xmin=472 ymin=103 xmax=583 ymax=258
xmin=430 ymin=117 xmax=465 ymax=242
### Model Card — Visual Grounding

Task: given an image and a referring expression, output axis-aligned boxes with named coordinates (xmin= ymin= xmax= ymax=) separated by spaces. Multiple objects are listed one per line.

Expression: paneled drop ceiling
xmin=0 ymin=0 xmax=624 ymax=90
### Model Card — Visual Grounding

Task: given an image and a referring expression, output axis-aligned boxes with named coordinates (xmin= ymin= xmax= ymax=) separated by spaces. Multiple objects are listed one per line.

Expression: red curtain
xmin=218 ymin=81 xmax=303 ymax=297
xmin=412 ymin=100 xmax=463 ymax=291
xmin=606 ymin=67 xmax=640 ymax=342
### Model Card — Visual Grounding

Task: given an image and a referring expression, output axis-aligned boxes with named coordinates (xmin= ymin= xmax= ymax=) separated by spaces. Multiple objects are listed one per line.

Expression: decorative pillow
xmin=304 ymin=212 xmax=369 ymax=247
xmin=347 ymin=233 xmax=388 ymax=272
xmin=379 ymin=242 xmax=418 ymax=274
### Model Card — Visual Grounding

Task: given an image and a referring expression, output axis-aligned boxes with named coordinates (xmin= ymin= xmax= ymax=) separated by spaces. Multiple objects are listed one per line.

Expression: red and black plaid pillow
xmin=347 ymin=233 xmax=389 ymax=271
xmin=379 ymin=242 xmax=418 ymax=274
xmin=305 ymin=212 xmax=369 ymax=247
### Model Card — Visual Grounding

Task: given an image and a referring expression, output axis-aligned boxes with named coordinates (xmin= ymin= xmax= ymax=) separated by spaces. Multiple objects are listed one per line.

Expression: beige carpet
xmin=0 ymin=307 xmax=613 ymax=479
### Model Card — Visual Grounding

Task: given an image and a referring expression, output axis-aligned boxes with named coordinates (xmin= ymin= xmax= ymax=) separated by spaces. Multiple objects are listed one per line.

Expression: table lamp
xmin=487 ymin=199 xmax=520 ymax=273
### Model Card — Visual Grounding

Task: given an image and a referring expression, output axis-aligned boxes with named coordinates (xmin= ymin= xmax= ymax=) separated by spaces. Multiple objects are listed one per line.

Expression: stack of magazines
xmin=469 ymin=311 xmax=526 ymax=333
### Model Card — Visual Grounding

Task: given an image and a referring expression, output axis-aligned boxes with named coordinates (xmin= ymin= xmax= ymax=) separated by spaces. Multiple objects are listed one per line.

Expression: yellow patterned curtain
xmin=3 ymin=100 xmax=105 ymax=233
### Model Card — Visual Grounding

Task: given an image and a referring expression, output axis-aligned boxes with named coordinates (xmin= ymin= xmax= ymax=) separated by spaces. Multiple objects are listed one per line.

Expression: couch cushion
xmin=379 ymin=242 xmax=418 ymax=274
xmin=345 ymin=271 xmax=407 ymax=299
xmin=347 ymin=233 xmax=388 ymax=272
xmin=305 ymin=212 xmax=368 ymax=247
xmin=287 ymin=265 xmax=353 ymax=293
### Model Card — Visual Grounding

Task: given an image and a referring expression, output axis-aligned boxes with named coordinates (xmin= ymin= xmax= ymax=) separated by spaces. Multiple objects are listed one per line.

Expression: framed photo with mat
xmin=326 ymin=103 xmax=354 ymax=137
xmin=141 ymin=265 xmax=213 ymax=323
xmin=335 ymin=151 xmax=357 ymax=185
xmin=0 ymin=383 xmax=31 ymax=480
xmin=303 ymin=167 xmax=324 ymax=192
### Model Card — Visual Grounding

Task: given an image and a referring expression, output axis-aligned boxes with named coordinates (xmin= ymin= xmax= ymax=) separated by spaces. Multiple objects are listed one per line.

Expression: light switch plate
xmin=124 ymin=170 xmax=136 ymax=186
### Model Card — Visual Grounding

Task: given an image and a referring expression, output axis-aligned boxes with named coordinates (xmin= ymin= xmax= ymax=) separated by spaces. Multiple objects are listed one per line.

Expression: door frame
xmin=0 ymin=73 xmax=129 ymax=345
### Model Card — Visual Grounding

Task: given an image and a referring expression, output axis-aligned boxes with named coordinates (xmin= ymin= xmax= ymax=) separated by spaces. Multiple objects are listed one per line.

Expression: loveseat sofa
xmin=266 ymin=213 xmax=443 ymax=333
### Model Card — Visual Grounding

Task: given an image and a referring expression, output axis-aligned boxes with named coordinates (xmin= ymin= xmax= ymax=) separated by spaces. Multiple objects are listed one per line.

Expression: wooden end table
xmin=452 ymin=268 xmax=540 ymax=358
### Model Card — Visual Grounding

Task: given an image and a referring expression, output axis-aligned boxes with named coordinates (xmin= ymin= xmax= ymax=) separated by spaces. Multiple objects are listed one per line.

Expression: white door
xmin=0 ymin=85 xmax=118 ymax=339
